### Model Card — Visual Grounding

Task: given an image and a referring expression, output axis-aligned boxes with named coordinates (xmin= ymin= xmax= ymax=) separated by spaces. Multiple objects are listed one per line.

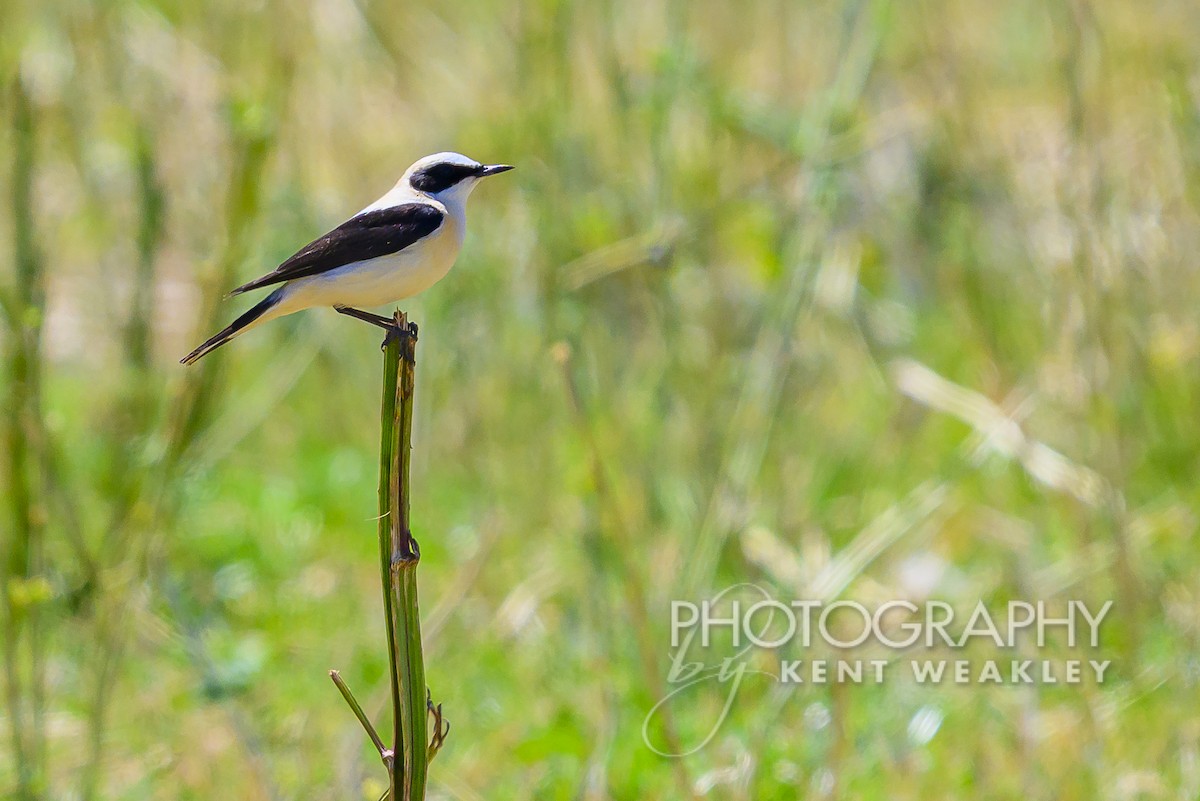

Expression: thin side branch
xmin=329 ymin=670 xmax=390 ymax=763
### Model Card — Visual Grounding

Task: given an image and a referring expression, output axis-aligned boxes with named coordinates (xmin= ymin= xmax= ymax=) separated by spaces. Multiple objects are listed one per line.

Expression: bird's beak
xmin=479 ymin=164 xmax=515 ymax=177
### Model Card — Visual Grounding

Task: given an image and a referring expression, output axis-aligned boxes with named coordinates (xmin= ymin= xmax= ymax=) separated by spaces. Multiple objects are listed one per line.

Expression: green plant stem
xmin=4 ymin=72 xmax=47 ymax=801
xmin=378 ymin=314 xmax=429 ymax=800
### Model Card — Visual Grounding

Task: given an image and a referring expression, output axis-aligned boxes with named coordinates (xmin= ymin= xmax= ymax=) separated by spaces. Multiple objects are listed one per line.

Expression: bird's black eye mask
xmin=410 ymin=162 xmax=484 ymax=194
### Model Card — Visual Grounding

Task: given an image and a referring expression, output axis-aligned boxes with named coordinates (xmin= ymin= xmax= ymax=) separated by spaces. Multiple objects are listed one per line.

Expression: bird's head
xmin=402 ymin=152 xmax=513 ymax=209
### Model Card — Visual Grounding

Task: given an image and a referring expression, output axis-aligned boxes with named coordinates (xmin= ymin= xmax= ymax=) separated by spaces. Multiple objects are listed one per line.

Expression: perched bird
xmin=181 ymin=152 xmax=513 ymax=364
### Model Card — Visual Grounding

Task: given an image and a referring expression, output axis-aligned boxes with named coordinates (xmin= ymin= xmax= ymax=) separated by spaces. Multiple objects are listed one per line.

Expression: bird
xmin=180 ymin=152 xmax=513 ymax=365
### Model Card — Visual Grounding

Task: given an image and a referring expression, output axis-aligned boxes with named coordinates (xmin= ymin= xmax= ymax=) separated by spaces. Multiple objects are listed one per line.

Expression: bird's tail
xmin=180 ymin=288 xmax=285 ymax=365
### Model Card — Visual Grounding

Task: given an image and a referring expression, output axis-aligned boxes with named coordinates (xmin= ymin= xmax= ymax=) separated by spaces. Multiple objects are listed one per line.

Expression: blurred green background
xmin=3 ymin=0 xmax=1200 ymax=798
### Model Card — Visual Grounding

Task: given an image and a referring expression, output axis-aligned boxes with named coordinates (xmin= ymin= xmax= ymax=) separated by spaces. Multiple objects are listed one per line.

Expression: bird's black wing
xmin=230 ymin=203 xmax=444 ymax=295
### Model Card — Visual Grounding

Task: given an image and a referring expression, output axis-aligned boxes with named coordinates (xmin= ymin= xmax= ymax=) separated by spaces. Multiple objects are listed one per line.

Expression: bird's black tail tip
xmin=179 ymin=289 xmax=282 ymax=366
xmin=180 ymin=335 xmax=225 ymax=366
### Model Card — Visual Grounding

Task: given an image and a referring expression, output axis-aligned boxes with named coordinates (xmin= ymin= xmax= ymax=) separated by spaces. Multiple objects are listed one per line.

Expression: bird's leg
xmin=334 ymin=305 xmax=396 ymax=330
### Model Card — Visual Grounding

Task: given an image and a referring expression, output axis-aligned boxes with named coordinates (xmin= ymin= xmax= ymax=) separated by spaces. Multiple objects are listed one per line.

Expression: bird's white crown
xmin=403 ymin=152 xmax=482 ymax=178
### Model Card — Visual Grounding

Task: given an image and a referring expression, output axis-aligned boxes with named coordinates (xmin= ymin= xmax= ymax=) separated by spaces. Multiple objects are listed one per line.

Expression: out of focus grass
xmin=2 ymin=0 xmax=1200 ymax=798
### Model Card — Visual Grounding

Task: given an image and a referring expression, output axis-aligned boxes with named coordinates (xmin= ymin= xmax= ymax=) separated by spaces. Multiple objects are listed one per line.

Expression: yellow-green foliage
xmin=1 ymin=0 xmax=1198 ymax=798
